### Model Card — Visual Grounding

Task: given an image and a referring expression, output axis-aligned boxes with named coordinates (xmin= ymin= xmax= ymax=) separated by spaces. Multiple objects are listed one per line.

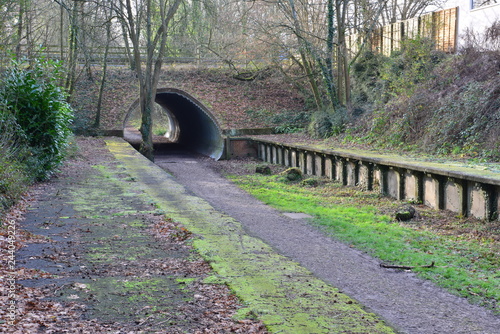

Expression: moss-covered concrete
xmin=46 ymin=159 xmax=199 ymax=329
xmin=105 ymin=137 xmax=395 ymax=333
xmin=252 ymin=137 xmax=500 ymax=183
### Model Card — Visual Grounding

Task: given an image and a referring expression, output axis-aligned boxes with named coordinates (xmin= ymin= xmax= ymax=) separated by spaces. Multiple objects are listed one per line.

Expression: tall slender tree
xmin=94 ymin=0 xmax=115 ymax=128
xmin=115 ymin=0 xmax=182 ymax=160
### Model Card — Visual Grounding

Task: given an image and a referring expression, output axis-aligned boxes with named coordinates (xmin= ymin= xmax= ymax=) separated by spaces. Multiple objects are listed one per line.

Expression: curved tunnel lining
xmin=124 ymin=88 xmax=225 ymax=160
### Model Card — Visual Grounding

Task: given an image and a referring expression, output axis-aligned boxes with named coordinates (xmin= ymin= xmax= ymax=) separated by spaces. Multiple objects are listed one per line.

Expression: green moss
xmin=176 ymin=278 xmax=197 ymax=285
xmin=233 ymin=307 xmax=255 ymax=321
xmin=202 ymin=275 xmax=226 ymax=284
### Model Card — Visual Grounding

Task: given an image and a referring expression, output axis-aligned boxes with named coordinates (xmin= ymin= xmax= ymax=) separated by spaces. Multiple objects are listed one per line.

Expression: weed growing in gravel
xmin=231 ymin=174 xmax=500 ymax=313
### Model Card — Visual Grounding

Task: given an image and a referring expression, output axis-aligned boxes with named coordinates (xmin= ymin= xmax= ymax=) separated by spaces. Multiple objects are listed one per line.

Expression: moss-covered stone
xmin=280 ymin=167 xmax=303 ymax=181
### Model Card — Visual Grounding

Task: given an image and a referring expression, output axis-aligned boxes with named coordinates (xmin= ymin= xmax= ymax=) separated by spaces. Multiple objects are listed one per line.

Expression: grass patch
xmin=230 ymin=173 xmax=500 ymax=313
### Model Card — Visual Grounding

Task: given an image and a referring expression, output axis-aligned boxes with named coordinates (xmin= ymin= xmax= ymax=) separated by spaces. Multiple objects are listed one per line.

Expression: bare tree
xmin=1 ymin=0 xmax=62 ymax=63
xmin=114 ymin=0 xmax=182 ymax=160
xmin=382 ymin=0 xmax=446 ymax=24
xmin=94 ymin=0 xmax=115 ymax=128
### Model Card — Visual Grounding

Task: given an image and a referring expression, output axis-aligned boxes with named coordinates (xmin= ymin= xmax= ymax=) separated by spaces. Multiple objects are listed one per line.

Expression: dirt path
xmin=154 ymin=148 xmax=500 ymax=334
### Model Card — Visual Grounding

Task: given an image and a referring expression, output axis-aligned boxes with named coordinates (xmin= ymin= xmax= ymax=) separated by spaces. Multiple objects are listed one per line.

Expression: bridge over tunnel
xmin=123 ymin=88 xmax=224 ymax=160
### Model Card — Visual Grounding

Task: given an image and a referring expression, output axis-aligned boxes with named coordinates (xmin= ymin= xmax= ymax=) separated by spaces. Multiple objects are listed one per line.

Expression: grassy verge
xmin=230 ymin=173 xmax=500 ymax=314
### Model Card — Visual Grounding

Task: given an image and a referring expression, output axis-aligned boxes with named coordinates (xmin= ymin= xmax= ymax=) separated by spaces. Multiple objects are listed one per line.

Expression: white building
xmin=439 ymin=0 xmax=500 ymax=43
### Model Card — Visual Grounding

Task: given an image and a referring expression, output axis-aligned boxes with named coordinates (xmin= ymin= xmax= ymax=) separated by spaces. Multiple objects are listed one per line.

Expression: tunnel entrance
xmin=123 ymin=88 xmax=224 ymax=160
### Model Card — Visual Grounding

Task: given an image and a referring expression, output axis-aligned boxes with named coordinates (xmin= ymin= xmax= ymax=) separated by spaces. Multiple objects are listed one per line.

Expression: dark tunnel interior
xmin=126 ymin=88 xmax=224 ymax=160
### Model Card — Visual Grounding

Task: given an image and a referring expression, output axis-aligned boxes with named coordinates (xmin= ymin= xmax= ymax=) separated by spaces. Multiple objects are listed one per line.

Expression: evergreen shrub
xmin=1 ymin=59 xmax=73 ymax=181
xmin=0 ymin=58 xmax=73 ymax=218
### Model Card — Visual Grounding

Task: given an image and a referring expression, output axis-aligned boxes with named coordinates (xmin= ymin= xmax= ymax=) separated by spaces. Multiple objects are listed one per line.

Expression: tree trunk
xmin=139 ymin=92 xmax=155 ymax=161
xmin=335 ymin=0 xmax=351 ymax=107
xmin=15 ymin=0 xmax=25 ymax=59
xmin=94 ymin=1 xmax=113 ymax=129
xmin=287 ymin=0 xmax=323 ymax=110
xmin=119 ymin=0 xmax=135 ymax=70
xmin=121 ymin=0 xmax=181 ymax=161
xmin=65 ymin=0 xmax=79 ymax=96
xmin=60 ymin=5 xmax=65 ymax=62
xmin=323 ymin=0 xmax=338 ymax=109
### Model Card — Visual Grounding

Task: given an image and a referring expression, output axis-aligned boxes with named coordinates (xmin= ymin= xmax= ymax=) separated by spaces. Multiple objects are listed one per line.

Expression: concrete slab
xmin=282 ymin=212 xmax=313 ymax=219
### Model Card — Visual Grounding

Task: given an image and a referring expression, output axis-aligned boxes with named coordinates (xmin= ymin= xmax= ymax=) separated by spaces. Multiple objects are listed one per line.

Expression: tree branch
xmin=380 ymin=262 xmax=435 ymax=270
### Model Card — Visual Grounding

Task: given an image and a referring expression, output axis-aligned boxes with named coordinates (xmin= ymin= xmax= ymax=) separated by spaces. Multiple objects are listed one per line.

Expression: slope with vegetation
xmin=344 ymin=37 xmax=500 ymax=160
xmin=70 ymin=67 xmax=307 ymax=132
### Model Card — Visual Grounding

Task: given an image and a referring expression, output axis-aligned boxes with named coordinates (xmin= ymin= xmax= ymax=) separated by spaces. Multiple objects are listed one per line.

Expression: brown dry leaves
xmin=1 ymin=137 xmax=268 ymax=333
xmin=71 ymin=66 xmax=305 ymax=131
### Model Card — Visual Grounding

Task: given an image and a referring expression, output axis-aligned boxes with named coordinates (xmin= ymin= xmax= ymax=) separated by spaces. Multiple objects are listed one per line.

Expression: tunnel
xmin=124 ymin=88 xmax=225 ymax=160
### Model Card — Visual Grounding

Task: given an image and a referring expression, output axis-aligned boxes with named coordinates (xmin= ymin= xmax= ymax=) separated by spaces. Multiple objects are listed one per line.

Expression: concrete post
xmin=315 ymin=154 xmax=324 ymax=177
xmin=359 ymin=162 xmax=373 ymax=190
xmin=386 ymin=167 xmax=402 ymax=200
xmin=299 ymin=150 xmax=306 ymax=174
xmin=324 ymin=156 xmax=335 ymax=180
xmin=378 ymin=165 xmax=389 ymax=196
xmin=467 ymin=182 xmax=493 ymax=220
xmin=291 ymin=150 xmax=298 ymax=167
xmin=443 ymin=178 xmax=466 ymax=216
xmin=494 ymin=186 xmax=500 ymax=221
xmin=423 ymin=174 xmax=442 ymax=210
xmin=336 ymin=158 xmax=348 ymax=185
xmin=345 ymin=159 xmax=357 ymax=186
xmin=306 ymin=152 xmax=315 ymax=175
xmin=284 ymin=148 xmax=290 ymax=167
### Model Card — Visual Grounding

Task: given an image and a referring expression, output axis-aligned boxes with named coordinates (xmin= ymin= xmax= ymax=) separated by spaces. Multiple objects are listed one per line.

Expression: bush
xmin=245 ymin=109 xmax=311 ymax=133
xmin=351 ymin=51 xmax=387 ymax=106
xmin=1 ymin=58 xmax=73 ymax=180
xmin=346 ymin=30 xmax=500 ymax=159
xmin=308 ymin=107 xmax=346 ymax=138
xmin=425 ymin=79 xmax=500 ymax=157
xmin=380 ymin=37 xmax=444 ymax=98
xmin=0 ymin=110 xmax=30 ymax=213
xmin=0 ymin=58 xmax=74 ymax=219
xmin=280 ymin=167 xmax=302 ymax=181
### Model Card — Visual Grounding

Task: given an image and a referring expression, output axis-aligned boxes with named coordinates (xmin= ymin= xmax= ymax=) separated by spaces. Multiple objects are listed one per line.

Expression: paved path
xmin=154 ymin=145 xmax=500 ymax=334
xmin=105 ymin=139 xmax=395 ymax=333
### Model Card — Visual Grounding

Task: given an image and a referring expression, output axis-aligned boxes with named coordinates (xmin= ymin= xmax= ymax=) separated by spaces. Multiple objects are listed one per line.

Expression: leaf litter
xmin=1 ymin=137 xmax=268 ymax=333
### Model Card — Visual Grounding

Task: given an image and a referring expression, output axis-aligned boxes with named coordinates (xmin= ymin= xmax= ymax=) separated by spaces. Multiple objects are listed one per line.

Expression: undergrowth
xmin=245 ymin=108 xmax=311 ymax=133
xmin=342 ymin=27 xmax=500 ymax=161
xmin=0 ymin=58 xmax=73 ymax=219
xmin=230 ymin=173 xmax=500 ymax=313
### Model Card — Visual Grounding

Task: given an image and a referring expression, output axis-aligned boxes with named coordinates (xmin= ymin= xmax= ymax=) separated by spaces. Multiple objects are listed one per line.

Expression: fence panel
xmin=356 ymin=7 xmax=457 ymax=56
xmin=433 ymin=8 xmax=458 ymax=52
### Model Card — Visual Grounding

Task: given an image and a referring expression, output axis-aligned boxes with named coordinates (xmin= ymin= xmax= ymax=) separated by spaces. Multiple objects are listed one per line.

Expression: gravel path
xmin=155 ymin=149 xmax=500 ymax=334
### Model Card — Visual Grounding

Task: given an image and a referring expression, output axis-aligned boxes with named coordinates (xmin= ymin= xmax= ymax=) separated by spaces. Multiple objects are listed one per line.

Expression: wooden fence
xmin=348 ymin=7 xmax=458 ymax=56
xmin=0 ymin=44 xmax=221 ymax=68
